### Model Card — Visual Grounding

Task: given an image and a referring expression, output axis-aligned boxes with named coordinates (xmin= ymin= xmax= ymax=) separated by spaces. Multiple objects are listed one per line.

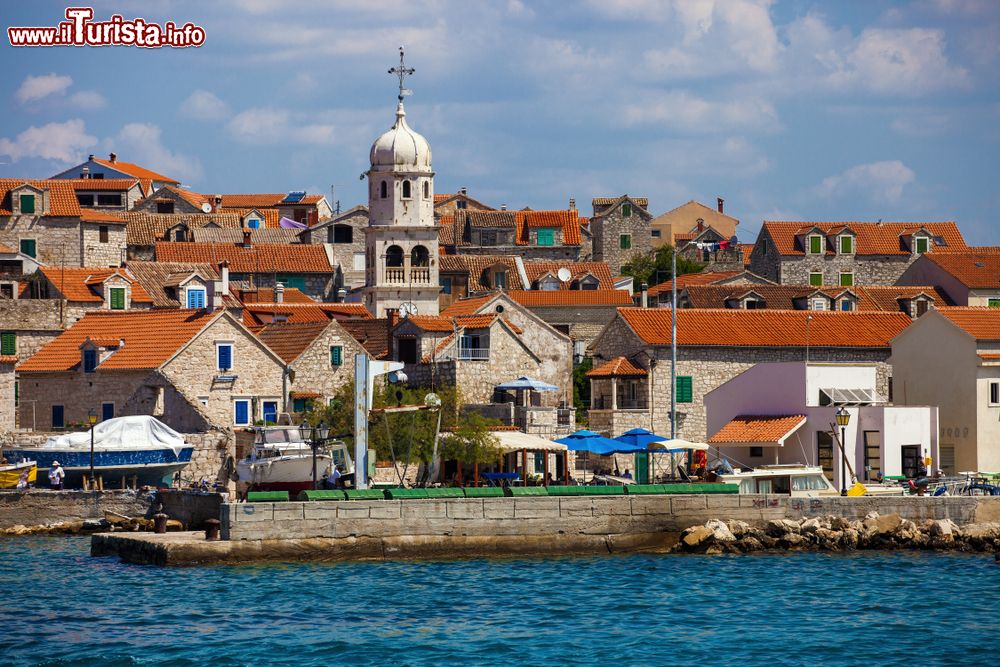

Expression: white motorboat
xmin=235 ymin=426 xmax=353 ymax=493
xmin=718 ymin=464 xmax=838 ymax=497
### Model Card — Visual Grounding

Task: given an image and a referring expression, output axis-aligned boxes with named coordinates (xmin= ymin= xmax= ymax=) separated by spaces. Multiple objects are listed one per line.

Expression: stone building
xmin=675 ymin=225 xmax=743 ymax=272
xmin=433 ymin=188 xmax=493 ymax=216
xmin=27 ymin=267 xmax=155 ymax=313
xmin=897 ymin=250 xmax=1000 ymax=307
xmin=587 ymin=308 xmax=911 ymax=440
xmin=648 ymin=199 xmax=739 ymax=248
xmin=17 ymin=308 xmax=286 ymax=432
xmin=133 ymin=185 xmax=331 ymax=223
xmin=67 ymin=178 xmax=146 ymax=212
xmin=122 ymin=212 xmax=246 ymax=260
xmin=747 ymin=221 xmax=968 ymax=286
xmin=0 ymin=179 xmax=127 ymax=268
xmin=51 ymin=152 xmax=180 ymax=191
xmin=255 ymin=319 xmax=368 ymax=414
xmin=646 ymin=269 xmax=774 ymax=307
xmin=590 ymin=195 xmax=652 ymax=276
xmin=891 ymin=307 xmax=1000 ymax=474
xmin=438 ymin=207 xmax=589 ymax=262
xmin=298 ymin=205 xmax=368 ymax=288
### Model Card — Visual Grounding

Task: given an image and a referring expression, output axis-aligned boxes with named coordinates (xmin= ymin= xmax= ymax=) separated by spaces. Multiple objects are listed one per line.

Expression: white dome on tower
xmin=370 ymin=101 xmax=432 ymax=170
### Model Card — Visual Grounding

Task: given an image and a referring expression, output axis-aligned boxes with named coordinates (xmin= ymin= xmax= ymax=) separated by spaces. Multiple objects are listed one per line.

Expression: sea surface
xmin=2 ymin=537 xmax=998 ymax=666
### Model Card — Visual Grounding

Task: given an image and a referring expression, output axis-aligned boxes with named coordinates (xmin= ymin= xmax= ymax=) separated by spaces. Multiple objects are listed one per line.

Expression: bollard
xmin=153 ymin=512 xmax=169 ymax=534
xmin=204 ymin=518 xmax=221 ymax=541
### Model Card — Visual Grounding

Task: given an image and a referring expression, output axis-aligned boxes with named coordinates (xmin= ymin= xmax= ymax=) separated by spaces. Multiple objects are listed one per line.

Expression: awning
xmin=707 ymin=415 xmax=807 ymax=448
xmin=490 ymin=430 xmax=568 ymax=454
xmin=494 ymin=376 xmax=560 ymax=392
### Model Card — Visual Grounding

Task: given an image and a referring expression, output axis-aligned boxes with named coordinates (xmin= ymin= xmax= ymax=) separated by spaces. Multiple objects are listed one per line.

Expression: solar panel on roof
xmin=933 ymin=235 xmax=947 ymax=246
xmin=283 ymin=191 xmax=306 ymax=203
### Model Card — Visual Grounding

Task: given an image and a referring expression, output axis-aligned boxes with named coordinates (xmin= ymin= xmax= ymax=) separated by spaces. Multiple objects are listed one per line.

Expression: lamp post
xmin=835 ymin=407 xmax=850 ymax=496
xmin=87 ymin=409 xmax=98 ymax=488
xmin=305 ymin=422 xmax=330 ymax=490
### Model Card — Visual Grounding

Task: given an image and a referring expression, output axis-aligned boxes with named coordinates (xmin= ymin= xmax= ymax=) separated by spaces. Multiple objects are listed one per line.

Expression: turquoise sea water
xmin=2 ymin=537 xmax=998 ymax=667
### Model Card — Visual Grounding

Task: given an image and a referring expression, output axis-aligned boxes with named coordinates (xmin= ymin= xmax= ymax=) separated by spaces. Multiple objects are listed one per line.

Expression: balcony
xmin=458 ymin=346 xmax=489 ymax=361
xmin=385 ymin=267 xmax=405 ymax=284
xmin=591 ymin=396 xmax=647 ymax=410
xmin=384 ymin=266 xmax=432 ymax=285
xmin=410 ymin=267 xmax=431 ymax=284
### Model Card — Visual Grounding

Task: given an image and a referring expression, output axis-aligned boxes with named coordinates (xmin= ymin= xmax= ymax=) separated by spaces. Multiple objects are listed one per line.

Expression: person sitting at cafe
xmin=621 ymin=469 xmax=633 ymax=480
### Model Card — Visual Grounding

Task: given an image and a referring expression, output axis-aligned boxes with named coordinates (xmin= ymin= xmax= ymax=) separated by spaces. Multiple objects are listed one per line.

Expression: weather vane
xmin=388 ymin=45 xmax=415 ymax=101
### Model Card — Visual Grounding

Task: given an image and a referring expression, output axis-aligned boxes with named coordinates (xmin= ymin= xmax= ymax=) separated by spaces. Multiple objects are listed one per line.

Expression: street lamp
xmin=304 ymin=422 xmax=330 ymax=490
xmin=835 ymin=406 xmax=850 ymax=496
xmin=87 ymin=409 xmax=98 ymax=488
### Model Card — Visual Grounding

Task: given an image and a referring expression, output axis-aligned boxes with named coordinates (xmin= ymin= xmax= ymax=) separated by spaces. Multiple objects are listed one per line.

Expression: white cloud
xmin=0 ymin=119 xmax=97 ymax=163
xmin=180 ymin=90 xmax=230 ymax=121
xmin=620 ymin=91 xmax=780 ymax=133
xmin=815 ymin=160 xmax=916 ymax=203
xmin=15 ymin=74 xmax=72 ymax=104
xmin=889 ymin=113 xmax=950 ymax=137
xmin=228 ymin=108 xmax=336 ymax=145
xmin=69 ymin=91 xmax=107 ymax=110
xmin=109 ymin=123 xmax=203 ymax=182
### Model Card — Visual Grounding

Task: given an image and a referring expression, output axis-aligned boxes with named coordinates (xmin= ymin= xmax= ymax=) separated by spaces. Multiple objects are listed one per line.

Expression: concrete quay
xmin=90 ymin=493 xmax=1000 ymax=566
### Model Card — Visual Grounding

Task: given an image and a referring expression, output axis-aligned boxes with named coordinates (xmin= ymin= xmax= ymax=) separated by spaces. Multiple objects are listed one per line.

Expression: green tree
xmin=622 ymin=244 xmax=705 ymax=288
xmin=572 ymin=357 xmax=593 ymax=426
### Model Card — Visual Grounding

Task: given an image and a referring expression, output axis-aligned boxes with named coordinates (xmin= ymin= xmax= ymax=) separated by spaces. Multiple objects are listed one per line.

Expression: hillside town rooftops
xmin=761 ymin=221 xmax=966 ymax=256
xmin=707 ymin=415 xmax=808 ymax=445
xmin=154 ymin=242 xmax=335 ymax=273
xmin=586 ymin=356 xmax=647 ymax=377
xmin=922 ymin=251 xmax=1000 ymax=288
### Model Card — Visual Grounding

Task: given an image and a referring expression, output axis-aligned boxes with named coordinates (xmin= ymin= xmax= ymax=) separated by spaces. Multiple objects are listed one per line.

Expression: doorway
xmin=901 ymin=445 xmax=921 ymax=478
xmin=863 ymin=431 xmax=882 ymax=481
xmin=816 ymin=431 xmax=834 ymax=480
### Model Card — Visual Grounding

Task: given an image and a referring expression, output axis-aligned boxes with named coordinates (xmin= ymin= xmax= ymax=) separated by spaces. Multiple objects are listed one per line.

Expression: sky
xmin=1 ymin=0 xmax=998 ymax=244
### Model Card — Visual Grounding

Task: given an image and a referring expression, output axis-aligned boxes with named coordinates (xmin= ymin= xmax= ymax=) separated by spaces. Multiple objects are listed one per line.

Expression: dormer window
xmin=19 ymin=194 xmax=35 ymax=214
xmin=83 ymin=348 xmax=98 ymax=373
xmin=186 ymin=286 xmax=206 ymax=309
xmin=539 ymin=276 xmax=560 ymax=291
xmin=493 ymin=270 xmax=508 ymax=289
xmin=811 ymin=298 xmax=828 ymax=311
xmin=840 ymin=299 xmax=853 ymax=311
xmin=808 ymin=234 xmax=824 ymax=254
xmin=839 ymin=235 xmax=853 ymax=254
xmin=744 ymin=298 xmax=765 ymax=309
xmin=914 ymin=237 xmax=929 ymax=254
xmin=622 ymin=202 xmax=632 ymax=218
xmin=245 ymin=217 xmax=261 ymax=229
xmin=109 ymin=287 xmax=126 ymax=310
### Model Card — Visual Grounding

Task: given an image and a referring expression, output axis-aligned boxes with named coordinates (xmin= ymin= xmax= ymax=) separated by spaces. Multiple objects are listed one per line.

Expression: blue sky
xmin=1 ymin=0 xmax=998 ymax=244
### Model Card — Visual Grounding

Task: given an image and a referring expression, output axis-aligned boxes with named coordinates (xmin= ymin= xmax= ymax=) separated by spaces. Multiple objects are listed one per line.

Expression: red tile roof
xmin=0 ymin=179 xmax=80 ymax=217
xmin=922 ymin=251 xmax=1000 ymax=289
xmin=648 ymin=271 xmax=742 ymax=297
xmin=122 ymin=212 xmax=246 ymax=246
xmin=124 ymin=261 xmax=219 ymax=308
xmin=91 ymin=157 xmax=178 ymax=184
xmin=618 ymin=308 xmax=910 ymax=348
xmin=79 ymin=210 xmax=127 ymax=224
xmin=523 ymin=261 xmax=614 ymax=288
xmin=439 ymin=255 xmax=523 ymax=289
xmin=0 ymin=355 xmax=18 ymax=364
xmin=218 ymin=193 xmax=324 ymax=209
xmin=936 ymin=307 xmax=1000 ymax=341
xmin=242 ymin=303 xmax=372 ymax=326
xmin=708 ymin=415 xmax=807 ymax=445
xmin=18 ymin=309 xmax=216 ymax=372
xmin=440 ymin=294 xmax=495 ymax=317
xmin=739 ymin=244 xmax=754 ymax=266
xmin=586 ymin=356 xmax=647 ymax=377
xmin=340 ymin=319 xmax=390 ymax=359
xmin=508 ymin=289 xmax=633 ymax=307
xmin=67 ymin=178 xmax=141 ymax=191
xmin=682 ymin=284 xmax=951 ymax=311
xmin=761 ymin=221 xmax=966 ymax=256
xmin=154 ymin=242 xmax=334 ymax=273
xmin=406 ymin=315 xmax=455 ymax=332
xmin=255 ymin=321 xmax=329 ymax=363
xmin=593 ymin=196 xmax=649 ymax=208
xmin=38 ymin=267 xmax=153 ymax=303
xmin=236 ymin=287 xmax=315 ymax=304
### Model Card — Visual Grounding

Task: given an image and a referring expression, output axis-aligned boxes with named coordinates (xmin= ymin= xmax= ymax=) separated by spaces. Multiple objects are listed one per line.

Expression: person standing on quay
xmin=48 ymin=461 xmax=65 ymax=490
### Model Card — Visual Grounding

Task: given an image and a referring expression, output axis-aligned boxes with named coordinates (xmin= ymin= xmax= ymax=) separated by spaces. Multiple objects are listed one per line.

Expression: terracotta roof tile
xmin=648 ymin=271 xmax=742 ymax=297
xmin=91 ymin=157 xmax=178 ymax=183
xmin=0 ymin=355 xmax=18 ymax=364
xmin=38 ymin=267 xmax=153 ymax=303
xmin=155 ymin=242 xmax=334 ymax=273
xmin=192 ymin=227 xmax=301 ymax=244
xmin=67 ymin=178 xmax=140 ymax=191
xmin=708 ymin=415 xmax=807 ymax=444
xmin=255 ymin=321 xmax=330 ymax=363
xmin=683 ymin=284 xmax=951 ymax=311
xmin=123 ymin=212 xmax=245 ymax=246
xmin=242 ymin=303 xmax=371 ymax=326
xmin=467 ymin=211 xmax=517 ymax=228
xmin=79 ymin=210 xmax=127 ymax=224
xmin=935 ymin=307 xmax=1000 ymax=341
xmin=406 ymin=315 xmax=455 ymax=332
xmin=455 ymin=314 xmax=496 ymax=329
xmin=508 ymin=289 xmax=633 ymax=307
xmin=739 ymin=244 xmax=754 ymax=266
xmin=439 ymin=255 xmax=523 ymax=290
xmin=440 ymin=294 xmax=496 ymax=317
xmin=922 ymin=251 xmax=1000 ymax=289
xmin=592 ymin=196 xmax=649 ymax=208
xmin=125 ymin=261 xmax=219 ymax=307
xmin=225 ymin=208 xmax=282 ymax=228
xmin=218 ymin=193 xmax=323 ymax=209
xmin=0 ymin=179 xmax=81 ymax=217
xmin=618 ymin=308 xmax=910 ymax=348
xmin=522 ymin=261 xmax=614 ymax=288
xmin=586 ymin=356 xmax=647 ymax=377
xmin=236 ymin=287 xmax=315 ymax=304
xmin=18 ymin=309 xmax=216 ymax=372
xmin=340 ymin=319 xmax=390 ymax=359
xmin=761 ymin=221 xmax=966 ymax=256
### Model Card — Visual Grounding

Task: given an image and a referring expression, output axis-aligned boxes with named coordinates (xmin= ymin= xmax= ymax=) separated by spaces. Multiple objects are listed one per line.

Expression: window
xmin=809 ymin=272 xmax=823 ymax=287
xmin=246 ymin=218 xmax=260 ymax=229
xmin=292 ymin=397 xmax=311 ymax=413
xmin=839 ymin=272 xmax=854 ymax=287
xmin=385 ymin=245 xmax=404 ymax=267
xmin=198 ymin=396 xmax=209 ymax=407
xmin=534 ymin=451 xmax=545 ymax=472
xmin=749 ymin=447 xmax=763 ymax=458
xmin=96 ymin=193 xmax=121 ymax=207
xmin=186 ymin=287 xmax=206 ymax=309
xmin=156 ymin=201 xmax=175 ymax=214
xmin=493 ymin=271 xmax=507 ymax=289
xmin=761 ymin=239 xmax=768 ymax=253
xmin=398 ymin=338 xmax=418 ymax=364
xmin=19 ymin=194 xmax=35 ymax=214
xmin=332 ymin=224 xmax=353 ymax=244
xmin=622 ymin=203 xmax=632 ymax=217
xmin=479 ymin=229 xmax=498 ymax=246
xmin=401 ymin=180 xmax=412 ymax=199
xmin=915 ymin=237 xmax=929 ymax=254
xmin=0 ymin=332 xmax=15 ymax=356
xmin=620 ymin=234 xmax=632 ymax=250
xmin=675 ymin=376 xmax=693 ymax=403
xmin=811 ymin=298 xmax=828 ymax=311
xmin=233 ymin=399 xmax=251 ymax=426
xmin=816 ymin=431 xmax=834 ymax=479
xmin=988 ymin=298 xmax=1000 ymax=308
xmin=102 ymin=402 xmax=114 ymax=421
xmin=651 ymin=229 xmax=661 ymax=238
xmin=808 ymin=235 xmax=823 ymax=254
xmin=172 ymin=227 xmax=187 ymax=242
xmin=276 ymin=275 xmax=306 ymax=290
xmin=99 ymin=225 xmax=109 ymax=243
xmin=536 ymin=229 xmax=554 ymax=247
xmin=19 ymin=239 xmax=36 ymax=259
xmin=52 ymin=405 xmax=65 ymax=429
xmin=840 ymin=299 xmax=853 ymax=311
xmin=456 ymin=200 xmax=467 ymax=210
xmin=915 ymin=299 xmax=929 ymax=316
xmin=411 ymin=245 xmax=430 ymax=267
xmin=539 ymin=276 xmax=560 ymax=291
xmin=380 ymin=181 xmax=388 ymax=199
xmin=109 ymin=287 xmax=125 ymax=310
xmin=0 ymin=284 xmax=12 ymax=299
xmin=440 ymin=276 xmax=452 ymax=295
xmin=330 ymin=345 xmax=343 ymax=367
xmin=989 ymin=381 xmax=1000 ymax=407
xmin=262 ymin=401 xmax=278 ymax=425
xmin=863 ymin=431 xmax=881 ymax=481
xmin=744 ymin=299 xmax=764 ymax=309
xmin=839 ymin=235 xmax=853 ymax=254
xmin=77 ymin=193 xmax=95 ymax=206
xmin=217 ymin=343 xmax=233 ymax=371
xmin=423 ymin=181 xmax=429 ymax=199
xmin=83 ymin=349 xmax=98 ymax=373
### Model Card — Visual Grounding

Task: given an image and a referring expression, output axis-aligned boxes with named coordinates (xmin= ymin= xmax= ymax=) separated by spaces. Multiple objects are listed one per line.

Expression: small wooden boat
xmin=0 ymin=459 xmax=37 ymax=489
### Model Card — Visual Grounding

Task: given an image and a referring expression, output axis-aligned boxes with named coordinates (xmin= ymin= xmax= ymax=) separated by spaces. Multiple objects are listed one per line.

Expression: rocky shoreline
xmin=673 ymin=512 xmax=1000 ymax=555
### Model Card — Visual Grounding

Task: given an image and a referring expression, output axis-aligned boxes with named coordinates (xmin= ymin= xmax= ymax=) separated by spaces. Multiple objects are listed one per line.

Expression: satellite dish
xmin=424 ymin=393 xmax=441 ymax=407
xmin=557 ymin=267 xmax=572 ymax=282
xmin=201 ymin=202 xmax=212 ymax=213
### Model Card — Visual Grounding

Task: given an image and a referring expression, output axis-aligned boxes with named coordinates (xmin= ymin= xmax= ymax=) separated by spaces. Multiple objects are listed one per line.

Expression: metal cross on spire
xmin=388 ymin=45 xmax=415 ymax=101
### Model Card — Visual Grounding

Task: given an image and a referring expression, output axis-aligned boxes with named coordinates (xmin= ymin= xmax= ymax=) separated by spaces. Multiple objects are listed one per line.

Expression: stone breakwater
xmin=673 ymin=512 xmax=1000 ymax=555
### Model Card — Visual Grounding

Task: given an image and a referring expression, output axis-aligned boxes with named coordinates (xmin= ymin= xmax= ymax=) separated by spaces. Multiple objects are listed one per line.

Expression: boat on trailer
xmin=235 ymin=426 xmax=354 ymax=493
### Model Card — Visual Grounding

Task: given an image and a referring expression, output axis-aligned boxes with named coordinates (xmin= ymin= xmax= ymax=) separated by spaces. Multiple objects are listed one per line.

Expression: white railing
xmin=458 ymin=347 xmax=489 ymax=361
xmin=410 ymin=267 xmax=431 ymax=284
xmin=385 ymin=267 xmax=405 ymax=284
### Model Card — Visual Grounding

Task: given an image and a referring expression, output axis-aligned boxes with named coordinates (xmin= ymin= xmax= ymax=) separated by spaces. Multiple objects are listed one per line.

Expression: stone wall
xmin=591 ymin=203 xmax=652 ymax=277
xmin=288 ymin=321 xmax=365 ymax=408
xmin=523 ymin=305 xmax=619 ymax=348
xmin=0 ymin=216 xmax=100 ymax=267
xmin=777 ymin=254 xmax=916 ymax=287
xmin=157 ymin=490 xmax=226 ymax=529
xmin=81 ymin=222 xmax=127 ymax=267
xmin=0 ymin=364 xmax=14 ymax=432
xmin=0 ymin=489 xmax=150 ymax=529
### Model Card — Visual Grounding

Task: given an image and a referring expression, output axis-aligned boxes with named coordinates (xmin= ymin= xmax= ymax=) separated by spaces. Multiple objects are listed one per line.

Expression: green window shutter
xmin=988 ymin=298 xmax=1000 ymax=308
xmin=840 ymin=273 xmax=854 ymax=287
xmin=676 ymin=376 xmax=693 ymax=403
xmin=536 ymin=229 xmax=554 ymax=247
xmin=840 ymin=236 xmax=852 ymax=254
xmin=620 ymin=234 xmax=631 ymax=250
xmin=809 ymin=236 xmax=822 ymax=254
xmin=110 ymin=288 xmax=125 ymax=310
xmin=0 ymin=332 xmax=15 ymax=356
xmin=622 ymin=203 xmax=632 ymax=217
xmin=331 ymin=345 xmax=343 ymax=366
xmin=809 ymin=273 xmax=823 ymax=287
xmin=20 ymin=194 xmax=35 ymax=214
xmin=19 ymin=239 xmax=36 ymax=258
xmin=277 ymin=275 xmax=307 ymax=290
xmin=915 ymin=237 xmax=928 ymax=254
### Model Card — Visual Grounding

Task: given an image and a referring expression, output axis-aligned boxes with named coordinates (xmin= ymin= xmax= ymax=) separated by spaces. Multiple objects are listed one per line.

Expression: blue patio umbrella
xmin=554 ymin=429 xmax=622 ymax=455
xmin=494 ymin=376 xmax=560 ymax=392
xmin=613 ymin=428 xmax=669 ymax=452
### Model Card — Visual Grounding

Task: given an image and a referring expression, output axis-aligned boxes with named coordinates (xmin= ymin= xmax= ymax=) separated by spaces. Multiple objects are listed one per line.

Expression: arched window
xmin=410 ymin=245 xmax=430 ymax=267
xmin=423 ymin=180 xmax=429 ymax=199
xmin=385 ymin=245 xmax=404 ymax=267
xmin=401 ymin=180 xmax=411 ymax=199
xmin=380 ymin=181 xmax=387 ymax=199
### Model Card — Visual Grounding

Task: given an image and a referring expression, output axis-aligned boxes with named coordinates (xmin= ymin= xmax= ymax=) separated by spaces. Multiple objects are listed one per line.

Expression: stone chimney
xmin=386 ymin=307 xmax=399 ymax=328
xmin=219 ymin=260 xmax=230 ymax=297
xmin=81 ymin=166 xmax=90 ymax=179
xmin=569 ymin=198 xmax=576 ymax=211
xmin=109 ymin=152 xmax=117 ymax=163
xmin=242 ymin=230 xmax=252 ymax=248
xmin=460 ymin=187 xmax=468 ymax=196
xmin=275 ymin=284 xmax=285 ymax=303
xmin=500 ymin=204 xmax=507 ymax=211
xmin=640 ymin=282 xmax=649 ymax=308
xmin=717 ymin=197 xmax=724 ymax=214
xmin=696 ymin=218 xmax=705 ymax=233
xmin=213 ymin=195 xmax=222 ymax=212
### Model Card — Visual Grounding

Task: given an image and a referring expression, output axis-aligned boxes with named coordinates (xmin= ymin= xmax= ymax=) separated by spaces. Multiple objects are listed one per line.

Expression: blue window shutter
xmin=83 ymin=349 xmax=97 ymax=373
xmin=102 ymin=403 xmax=114 ymax=421
xmin=262 ymin=401 xmax=277 ymax=424
xmin=188 ymin=289 xmax=205 ymax=309
xmin=331 ymin=345 xmax=342 ymax=366
xmin=52 ymin=405 xmax=64 ymax=428
xmin=234 ymin=401 xmax=249 ymax=425
xmin=217 ymin=344 xmax=232 ymax=370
